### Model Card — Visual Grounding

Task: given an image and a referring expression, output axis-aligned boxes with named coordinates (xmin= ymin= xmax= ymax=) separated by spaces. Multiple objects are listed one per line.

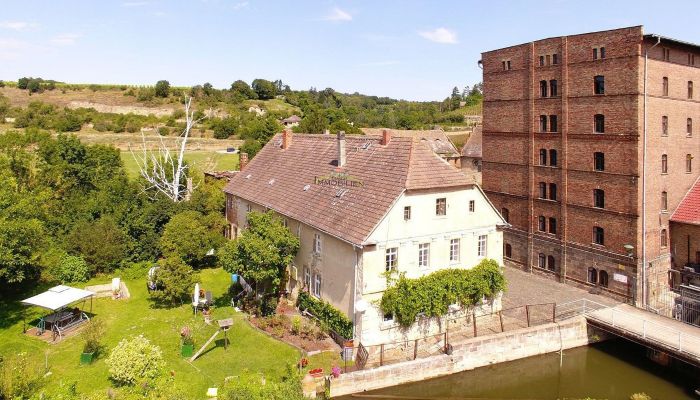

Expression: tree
xmin=251 ymin=79 xmax=277 ymax=100
xmin=218 ymin=211 xmax=299 ymax=295
xmin=230 ymin=80 xmax=256 ymax=99
xmin=17 ymin=77 xmax=30 ymax=89
xmin=154 ymin=80 xmax=170 ymax=98
xmin=212 ymin=117 xmax=238 ymax=139
xmin=27 ymin=79 xmax=41 ymax=94
xmin=295 ymin=107 xmax=328 ymax=134
xmin=239 ymin=139 xmax=262 ymax=158
xmin=66 ymin=216 xmax=129 ymax=273
xmin=0 ymin=217 xmax=44 ymax=284
xmin=150 ymin=256 xmax=196 ymax=305
xmin=160 ymin=210 xmax=224 ymax=267
xmin=130 ymin=96 xmax=206 ymax=202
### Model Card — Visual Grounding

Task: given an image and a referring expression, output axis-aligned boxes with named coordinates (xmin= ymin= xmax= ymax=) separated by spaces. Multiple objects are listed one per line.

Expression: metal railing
xmin=556 ymin=298 xmax=700 ymax=361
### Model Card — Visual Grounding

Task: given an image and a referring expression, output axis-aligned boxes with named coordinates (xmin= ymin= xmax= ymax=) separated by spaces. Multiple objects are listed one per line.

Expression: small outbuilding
xmin=21 ymin=285 xmax=95 ymax=341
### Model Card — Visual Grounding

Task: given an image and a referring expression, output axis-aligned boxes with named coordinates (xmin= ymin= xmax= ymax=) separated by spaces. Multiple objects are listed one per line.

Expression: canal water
xmin=338 ymin=339 xmax=699 ymax=400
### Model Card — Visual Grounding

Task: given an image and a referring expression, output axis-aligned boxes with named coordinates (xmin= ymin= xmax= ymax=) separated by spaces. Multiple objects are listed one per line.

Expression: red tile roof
xmin=461 ymin=125 xmax=482 ymax=158
xmin=361 ymin=128 xmax=460 ymax=158
xmin=223 ymin=133 xmax=472 ymax=245
xmin=671 ymin=177 xmax=700 ymax=225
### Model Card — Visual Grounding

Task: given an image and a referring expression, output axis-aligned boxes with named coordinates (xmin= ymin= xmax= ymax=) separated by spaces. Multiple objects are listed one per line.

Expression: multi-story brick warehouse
xmin=480 ymin=26 xmax=700 ymax=304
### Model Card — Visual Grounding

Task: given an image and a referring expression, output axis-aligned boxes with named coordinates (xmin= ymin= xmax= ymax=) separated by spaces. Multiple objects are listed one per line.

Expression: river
xmin=337 ymin=339 xmax=699 ymax=400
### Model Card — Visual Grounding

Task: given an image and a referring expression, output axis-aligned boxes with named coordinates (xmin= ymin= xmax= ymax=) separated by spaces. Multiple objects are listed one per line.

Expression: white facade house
xmin=224 ymin=130 xmax=505 ymax=345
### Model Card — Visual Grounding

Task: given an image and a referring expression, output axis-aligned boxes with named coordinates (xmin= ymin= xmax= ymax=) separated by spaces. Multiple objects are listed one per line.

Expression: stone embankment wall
xmin=330 ymin=316 xmax=598 ymax=398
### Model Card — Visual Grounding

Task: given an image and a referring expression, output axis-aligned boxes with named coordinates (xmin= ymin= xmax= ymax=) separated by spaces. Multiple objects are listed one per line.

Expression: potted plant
xmin=180 ymin=326 xmax=194 ymax=357
xmin=80 ymin=320 xmax=104 ymax=365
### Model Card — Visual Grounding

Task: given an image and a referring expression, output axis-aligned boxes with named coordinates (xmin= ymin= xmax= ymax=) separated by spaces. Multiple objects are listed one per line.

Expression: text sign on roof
xmin=314 ymin=172 xmax=364 ymax=188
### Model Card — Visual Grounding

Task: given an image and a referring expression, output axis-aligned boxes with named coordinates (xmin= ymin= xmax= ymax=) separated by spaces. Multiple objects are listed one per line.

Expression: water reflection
xmin=339 ymin=340 xmax=698 ymax=400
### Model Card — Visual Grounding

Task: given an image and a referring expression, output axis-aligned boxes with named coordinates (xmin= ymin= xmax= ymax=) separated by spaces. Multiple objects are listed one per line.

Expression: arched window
xmin=661 ymin=191 xmax=668 ymax=211
xmin=538 ymin=253 xmax=546 ymax=268
xmin=593 ymin=189 xmax=605 ymax=208
xmin=505 ymin=243 xmax=512 ymax=258
xmin=549 ymin=149 xmax=558 ymax=167
xmin=687 ymin=154 xmax=693 ymax=173
xmin=599 ymin=270 xmax=609 ymax=288
xmin=588 ymin=268 xmax=598 ymax=284
xmin=594 ymin=114 xmax=605 ymax=133
xmin=538 ymin=216 xmax=546 ymax=232
xmin=688 ymin=118 xmax=693 ymax=136
xmin=594 ymin=75 xmax=605 ymax=94
xmin=539 ymin=149 xmax=548 ymax=165
xmin=549 ymin=183 xmax=558 ymax=201
xmin=662 ymin=116 xmax=668 ymax=136
xmin=689 ymin=81 xmax=694 ymax=99
xmin=594 ymin=152 xmax=605 ymax=171
xmin=501 ymin=208 xmax=510 ymax=223
xmin=661 ymin=154 xmax=668 ymax=174
xmin=548 ymin=217 xmax=557 ymax=234
xmin=538 ymin=182 xmax=547 ymax=199
xmin=540 ymin=80 xmax=548 ymax=97
xmin=550 ymin=80 xmax=558 ymax=96
xmin=661 ymin=229 xmax=668 ymax=248
xmin=547 ymin=255 xmax=556 ymax=271
xmin=662 ymin=77 xmax=669 ymax=96
xmin=593 ymin=226 xmax=604 ymax=245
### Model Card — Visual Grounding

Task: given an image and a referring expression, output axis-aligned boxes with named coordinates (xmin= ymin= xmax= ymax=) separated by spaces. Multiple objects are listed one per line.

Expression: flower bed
xmin=248 ymin=313 xmax=338 ymax=352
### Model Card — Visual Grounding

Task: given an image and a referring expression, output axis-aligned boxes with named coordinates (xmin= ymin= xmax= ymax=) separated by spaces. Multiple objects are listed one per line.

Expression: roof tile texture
xmin=671 ymin=177 xmax=700 ymax=225
xmin=224 ymin=133 xmax=471 ymax=244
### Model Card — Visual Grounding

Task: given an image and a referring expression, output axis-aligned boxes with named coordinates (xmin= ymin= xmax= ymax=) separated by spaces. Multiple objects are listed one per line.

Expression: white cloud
xmin=0 ymin=21 xmax=39 ymax=31
xmin=50 ymin=33 xmax=81 ymax=46
xmin=232 ymin=1 xmax=249 ymax=10
xmin=121 ymin=1 xmax=148 ymax=6
xmin=418 ymin=27 xmax=458 ymax=44
xmin=323 ymin=7 xmax=352 ymax=22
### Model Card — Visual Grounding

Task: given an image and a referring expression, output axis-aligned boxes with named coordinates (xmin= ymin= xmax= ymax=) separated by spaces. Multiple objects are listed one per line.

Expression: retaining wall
xmin=329 ymin=316 xmax=598 ymax=397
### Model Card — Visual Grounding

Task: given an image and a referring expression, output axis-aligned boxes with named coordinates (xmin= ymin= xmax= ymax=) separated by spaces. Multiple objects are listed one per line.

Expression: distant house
xmin=281 ymin=115 xmax=302 ymax=128
xmin=360 ymin=128 xmax=461 ymax=168
xmin=460 ymin=125 xmax=482 ymax=184
xmin=223 ymin=130 xmax=505 ymax=344
xmin=247 ymin=105 xmax=266 ymax=116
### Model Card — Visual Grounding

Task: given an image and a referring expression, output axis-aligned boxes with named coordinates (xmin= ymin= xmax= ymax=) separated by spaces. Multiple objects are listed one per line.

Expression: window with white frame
xmin=477 ymin=235 xmax=488 ymax=257
xmin=313 ymin=233 xmax=322 ymax=254
xmin=313 ymin=273 xmax=322 ymax=298
xmin=385 ymin=247 xmax=398 ymax=271
xmin=468 ymin=200 xmax=475 ymax=213
xmin=404 ymin=206 xmax=411 ymax=221
xmin=303 ymin=266 xmax=311 ymax=290
xmin=436 ymin=198 xmax=447 ymax=216
xmin=418 ymin=243 xmax=430 ymax=267
xmin=450 ymin=239 xmax=460 ymax=262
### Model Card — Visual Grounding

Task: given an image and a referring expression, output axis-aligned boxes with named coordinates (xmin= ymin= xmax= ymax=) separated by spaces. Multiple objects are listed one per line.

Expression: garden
xmin=0 ymin=267 xmax=343 ymax=399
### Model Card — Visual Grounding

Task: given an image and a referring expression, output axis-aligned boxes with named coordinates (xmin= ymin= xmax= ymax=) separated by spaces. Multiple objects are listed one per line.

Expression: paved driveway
xmin=502 ymin=267 xmax=620 ymax=309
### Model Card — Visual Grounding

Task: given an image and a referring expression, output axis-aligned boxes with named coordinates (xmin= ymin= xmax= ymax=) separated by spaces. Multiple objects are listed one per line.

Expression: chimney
xmin=239 ymin=152 xmax=249 ymax=171
xmin=282 ymin=129 xmax=292 ymax=149
xmin=337 ymin=130 xmax=346 ymax=168
xmin=381 ymin=129 xmax=391 ymax=145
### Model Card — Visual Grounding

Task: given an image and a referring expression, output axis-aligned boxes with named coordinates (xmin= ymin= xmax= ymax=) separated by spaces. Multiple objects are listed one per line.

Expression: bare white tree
xmin=130 ymin=96 xmax=207 ymax=202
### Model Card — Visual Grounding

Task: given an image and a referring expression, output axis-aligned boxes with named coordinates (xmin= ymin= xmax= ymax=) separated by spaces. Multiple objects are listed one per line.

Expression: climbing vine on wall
xmin=380 ymin=258 xmax=506 ymax=328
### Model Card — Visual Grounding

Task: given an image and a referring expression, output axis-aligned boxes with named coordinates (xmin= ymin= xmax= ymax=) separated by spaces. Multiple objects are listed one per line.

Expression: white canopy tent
xmin=21 ymin=285 xmax=95 ymax=311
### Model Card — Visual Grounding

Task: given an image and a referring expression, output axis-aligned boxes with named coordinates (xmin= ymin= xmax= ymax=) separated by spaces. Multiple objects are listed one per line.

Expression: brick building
xmin=481 ymin=26 xmax=700 ymax=304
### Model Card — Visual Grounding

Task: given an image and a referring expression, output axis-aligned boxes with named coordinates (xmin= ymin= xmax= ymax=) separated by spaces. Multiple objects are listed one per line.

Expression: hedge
xmin=296 ymin=291 xmax=353 ymax=339
xmin=380 ymin=258 xmax=507 ymax=328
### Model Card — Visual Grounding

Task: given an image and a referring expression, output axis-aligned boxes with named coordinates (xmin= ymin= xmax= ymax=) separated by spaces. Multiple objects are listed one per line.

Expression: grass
xmin=0 ymin=268 xmax=320 ymax=398
xmin=121 ymin=151 xmax=239 ymax=178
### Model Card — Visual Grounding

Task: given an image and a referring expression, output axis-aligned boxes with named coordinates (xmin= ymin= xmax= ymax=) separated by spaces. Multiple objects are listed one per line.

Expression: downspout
xmin=642 ymin=35 xmax=661 ymax=307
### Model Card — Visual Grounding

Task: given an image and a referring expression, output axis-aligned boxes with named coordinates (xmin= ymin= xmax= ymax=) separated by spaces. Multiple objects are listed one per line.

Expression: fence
xmin=348 ymin=303 xmax=556 ymax=372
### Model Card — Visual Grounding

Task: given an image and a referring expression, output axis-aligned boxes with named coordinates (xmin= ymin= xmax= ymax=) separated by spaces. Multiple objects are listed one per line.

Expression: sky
xmin=1 ymin=0 xmax=699 ymax=101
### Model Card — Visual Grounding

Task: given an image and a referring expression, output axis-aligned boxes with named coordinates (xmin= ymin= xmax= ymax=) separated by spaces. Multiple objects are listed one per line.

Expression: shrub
xmin=160 ymin=211 xmax=225 ymax=268
xmin=66 ymin=216 xmax=128 ymax=273
xmin=106 ymin=335 xmax=164 ymax=386
xmin=149 ymin=256 xmax=196 ymax=306
xmin=0 ymin=352 xmax=42 ymax=399
xmin=219 ymin=370 xmax=305 ymax=400
xmin=380 ymin=258 xmax=506 ymax=328
xmin=81 ymin=319 xmax=105 ymax=354
xmin=157 ymin=126 xmax=170 ymax=136
xmin=155 ymin=80 xmax=170 ymax=98
xmin=55 ymin=254 xmax=91 ymax=283
xmin=291 ymin=316 xmax=301 ymax=336
xmin=296 ymin=291 xmax=353 ymax=339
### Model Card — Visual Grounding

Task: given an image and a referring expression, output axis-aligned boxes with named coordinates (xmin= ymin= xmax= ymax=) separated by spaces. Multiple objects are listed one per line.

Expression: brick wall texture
xmin=481 ymin=26 xmax=700 ymax=303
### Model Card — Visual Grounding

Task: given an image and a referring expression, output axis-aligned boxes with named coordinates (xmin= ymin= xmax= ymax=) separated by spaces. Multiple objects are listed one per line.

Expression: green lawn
xmin=121 ymin=151 xmax=239 ymax=178
xmin=0 ymin=268 xmax=303 ymax=398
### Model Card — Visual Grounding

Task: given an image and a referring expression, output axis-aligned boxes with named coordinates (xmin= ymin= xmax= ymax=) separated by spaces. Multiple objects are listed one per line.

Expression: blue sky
xmin=1 ymin=0 xmax=699 ymax=101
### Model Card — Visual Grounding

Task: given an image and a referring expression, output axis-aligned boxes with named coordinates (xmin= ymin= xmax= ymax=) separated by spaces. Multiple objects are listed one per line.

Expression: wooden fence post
xmin=552 ymin=303 xmax=556 ymax=323
xmin=380 ymin=344 xmax=384 ymax=366
xmin=499 ymin=311 xmax=504 ymax=332
xmin=414 ymin=339 xmax=418 ymax=360
xmin=472 ymin=311 xmax=477 ymax=337
xmin=526 ymin=305 xmax=531 ymax=327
